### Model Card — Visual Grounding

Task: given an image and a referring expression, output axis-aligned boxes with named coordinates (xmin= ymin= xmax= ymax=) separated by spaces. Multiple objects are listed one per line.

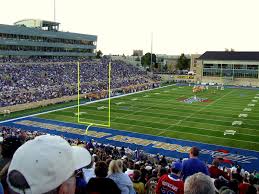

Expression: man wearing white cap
xmin=7 ymin=135 xmax=92 ymax=194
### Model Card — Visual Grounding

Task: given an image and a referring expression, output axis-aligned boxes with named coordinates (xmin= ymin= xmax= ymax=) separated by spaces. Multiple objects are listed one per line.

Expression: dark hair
xmin=94 ymin=161 xmax=108 ymax=178
xmin=214 ymin=178 xmax=228 ymax=190
xmin=127 ymin=160 xmax=134 ymax=169
xmin=171 ymin=168 xmax=180 ymax=174
xmin=228 ymin=179 xmax=238 ymax=193
xmin=190 ymin=147 xmax=199 ymax=157
xmin=8 ymin=170 xmax=60 ymax=194
xmin=158 ymin=168 xmax=168 ymax=177
xmin=133 ymin=170 xmax=141 ymax=181
xmin=2 ymin=136 xmax=22 ymax=158
xmin=8 ymin=170 xmax=30 ymax=190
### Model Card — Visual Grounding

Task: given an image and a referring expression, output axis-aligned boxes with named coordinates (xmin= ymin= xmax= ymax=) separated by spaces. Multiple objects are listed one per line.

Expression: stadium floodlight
xmin=77 ymin=62 xmax=111 ymax=134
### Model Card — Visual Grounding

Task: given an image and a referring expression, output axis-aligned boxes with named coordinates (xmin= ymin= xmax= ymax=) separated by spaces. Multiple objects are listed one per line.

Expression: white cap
xmin=145 ymin=166 xmax=152 ymax=171
xmin=7 ymin=135 xmax=91 ymax=194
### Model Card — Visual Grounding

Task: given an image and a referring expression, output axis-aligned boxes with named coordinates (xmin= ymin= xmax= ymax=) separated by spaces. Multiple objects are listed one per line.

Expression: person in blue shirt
xmin=182 ymin=147 xmax=209 ymax=181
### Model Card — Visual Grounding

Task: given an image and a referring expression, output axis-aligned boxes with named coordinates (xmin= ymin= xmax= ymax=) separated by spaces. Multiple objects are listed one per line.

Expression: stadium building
xmin=192 ymin=51 xmax=259 ymax=87
xmin=0 ymin=19 xmax=97 ymax=57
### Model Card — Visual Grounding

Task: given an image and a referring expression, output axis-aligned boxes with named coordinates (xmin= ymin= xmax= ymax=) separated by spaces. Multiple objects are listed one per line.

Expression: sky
xmin=1 ymin=0 xmax=259 ymax=55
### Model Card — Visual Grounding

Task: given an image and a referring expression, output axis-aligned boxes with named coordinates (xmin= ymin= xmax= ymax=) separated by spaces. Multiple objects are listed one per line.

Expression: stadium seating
xmin=0 ymin=58 xmax=159 ymax=108
xmin=0 ymin=126 xmax=258 ymax=194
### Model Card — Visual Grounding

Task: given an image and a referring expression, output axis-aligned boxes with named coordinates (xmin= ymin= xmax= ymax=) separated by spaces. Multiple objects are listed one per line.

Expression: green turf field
xmin=36 ymin=85 xmax=259 ymax=151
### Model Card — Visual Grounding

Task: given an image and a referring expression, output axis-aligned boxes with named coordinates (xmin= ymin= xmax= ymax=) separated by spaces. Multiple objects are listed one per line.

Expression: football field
xmin=37 ymin=85 xmax=259 ymax=151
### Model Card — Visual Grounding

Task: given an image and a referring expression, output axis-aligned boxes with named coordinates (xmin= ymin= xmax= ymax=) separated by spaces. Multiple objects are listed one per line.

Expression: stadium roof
xmin=14 ymin=19 xmax=60 ymax=26
xmin=199 ymin=51 xmax=259 ymax=61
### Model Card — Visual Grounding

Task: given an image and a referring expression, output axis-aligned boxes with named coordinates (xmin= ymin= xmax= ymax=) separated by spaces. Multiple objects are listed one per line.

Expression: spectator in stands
xmin=182 ymin=147 xmax=209 ymax=180
xmin=214 ymin=176 xmax=229 ymax=192
xmin=82 ymin=156 xmax=95 ymax=184
xmin=184 ymin=172 xmax=215 ymax=194
xmin=0 ymin=136 xmax=23 ymax=192
xmin=145 ymin=168 xmax=167 ymax=194
xmin=132 ymin=170 xmax=145 ymax=194
xmin=108 ymin=159 xmax=135 ymax=194
xmin=238 ymin=177 xmax=251 ymax=194
xmin=1 ymin=126 xmax=258 ymax=194
xmin=7 ymin=135 xmax=92 ymax=194
xmin=156 ymin=161 xmax=184 ymax=194
xmin=0 ymin=58 xmax=159 ymax=107
xmin=228 ymin=179 xmax=239 ymax=193
xmin=75 ymin=170 xmax=87 ymax=194
xmin=86 ymin=161 xmax=121 ymax=194
xmin=209 ymin=159 xmax=230 ymax=180
xmin=218 ymin=187 xmax=235 ymax=194
xmin=125 ymin=159 xmax=135 ymax=179
xmin=232 ymin=166 xmax=243 ymax=183
xmin=245 ymin=185 xmax=257 ymax=194
xmin=158 ymin=155 xmax=168 ymax=167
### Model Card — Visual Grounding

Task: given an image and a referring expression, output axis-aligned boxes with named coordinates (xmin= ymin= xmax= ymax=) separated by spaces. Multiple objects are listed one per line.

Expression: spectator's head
xmin=212 ymin=159 xmax=220 ymax=167
xmin=184 ymin=172 xmax=215 ymax=194
xmin=171 ymin=161 xmax=182 ymax=175
xmin=219 ymin=188 xmax=235 ymax=194
xmin=214 ymin=177 xmax=228 ymax=192
xmin=128 ymin=159 xmax=134 ymax=170
xmin=7 ymin=135 xmax=91 ymax=194
xmin=132 ymin=170 xmax=141 ymax=182
xmin=1 ymin=136 xmax=22 ymax=158
xmin=151 ymin=169 xmax=158 ymax=177
xmin=228 ymin=179 xmax=238 ymax=193
xmin=94 ymin=161 xmax=108 ymax=178
xmin=158 ymin=167 xmax=168 ymax=178
xmin=108 ymin=159 xmax=123 ymax=175
xmin=189 ymin=147 xmax=200 ymax=158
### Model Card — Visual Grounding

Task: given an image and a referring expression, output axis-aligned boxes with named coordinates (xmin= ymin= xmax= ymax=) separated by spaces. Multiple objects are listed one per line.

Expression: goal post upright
xmin=108 ymin=62 xmax=111 ymax=127
xmin=77 ymin=61 xmax=111 ymax=128
xmin=77 ymin=61 xmax=80 ymax=123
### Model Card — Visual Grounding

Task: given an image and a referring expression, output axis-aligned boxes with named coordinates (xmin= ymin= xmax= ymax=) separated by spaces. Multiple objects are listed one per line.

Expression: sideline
xmin=0 ymin=84 xmax=174 ymax=124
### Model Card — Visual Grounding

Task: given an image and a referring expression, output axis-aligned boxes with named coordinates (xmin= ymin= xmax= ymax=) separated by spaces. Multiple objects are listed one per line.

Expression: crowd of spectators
xmin=0 ymin=126 xmax=258 ymax=194
xmin=0 ymin=57 xmax=160 ymax=107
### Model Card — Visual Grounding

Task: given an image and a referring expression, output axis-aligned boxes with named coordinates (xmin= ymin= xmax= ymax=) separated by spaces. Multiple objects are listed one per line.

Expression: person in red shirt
xmin=209 ymin=159 xmax=230 ymax=180
xmin=156 ymin=161 xmax=184 ymax=194
xmin=238 ymin=178 xmax=251 ymax=194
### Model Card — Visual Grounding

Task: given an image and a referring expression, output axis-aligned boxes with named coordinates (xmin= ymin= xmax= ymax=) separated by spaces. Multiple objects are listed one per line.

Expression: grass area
xmin=0 ymin=100 xmax=81 ymax=122
xmin=35 ymin=85 xmax=259 ymax=151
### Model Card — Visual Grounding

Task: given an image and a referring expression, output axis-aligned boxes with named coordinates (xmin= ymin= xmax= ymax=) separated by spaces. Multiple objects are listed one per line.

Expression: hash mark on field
xmin=115 ymin=102 xmax=125 ymax=105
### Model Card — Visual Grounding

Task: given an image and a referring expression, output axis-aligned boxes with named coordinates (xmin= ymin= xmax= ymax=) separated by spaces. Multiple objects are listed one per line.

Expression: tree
xmin=163 ymin=63 xmax=168 ymax=72
xmin=176 ymin=53 xmax=190 ymax=70
xmin=141 ymin=53 xmax=156 ymax=68
xmin=96 ymin=50 xmax=103 ymax=59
